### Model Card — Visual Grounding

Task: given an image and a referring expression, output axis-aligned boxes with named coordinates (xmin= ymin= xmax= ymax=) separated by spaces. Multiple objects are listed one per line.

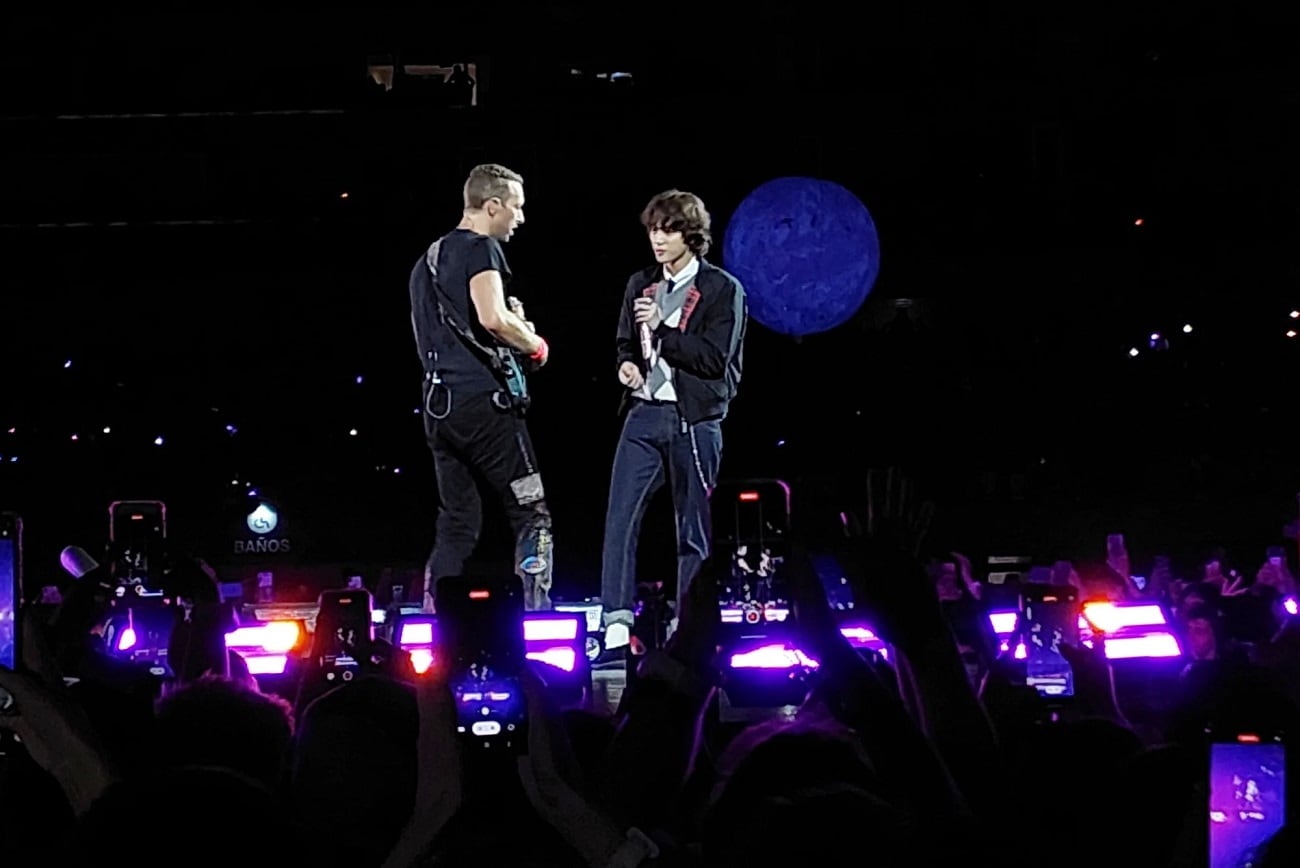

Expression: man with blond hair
xmin=410 ymin=163 xmax=555 ymax=610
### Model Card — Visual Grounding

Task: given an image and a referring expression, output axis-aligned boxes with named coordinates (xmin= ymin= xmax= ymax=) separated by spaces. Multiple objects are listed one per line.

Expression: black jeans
xmin=423 ymin=383 xmax=553 ymax=610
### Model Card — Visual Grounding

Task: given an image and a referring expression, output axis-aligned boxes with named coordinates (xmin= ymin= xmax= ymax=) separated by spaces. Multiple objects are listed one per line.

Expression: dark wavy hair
xmin=640 ymin=189 xmax=712 ymax=256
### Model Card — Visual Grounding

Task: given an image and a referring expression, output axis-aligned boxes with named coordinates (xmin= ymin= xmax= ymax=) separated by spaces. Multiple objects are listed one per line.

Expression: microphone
xmin=640 ymin=322 xmax=654 ymax=364
xmin=60 ymin=545 xmax=100 ymax=579
xmin=639 ymin=281 xmax=669 ymax=365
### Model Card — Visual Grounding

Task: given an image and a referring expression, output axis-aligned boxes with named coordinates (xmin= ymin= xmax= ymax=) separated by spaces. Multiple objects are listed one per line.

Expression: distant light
xmin=225 ymin=424 xmax=237 ymax=434
xmin=393 ymin=467 xmax=401 ymax=474
xmin=7 ymin=456 xmax=16 ymax=463
xmin=1149 ymin=332 xmax=1160 ymax=341
xmin=1291 ymin=310 xmax=1299 ymax=319
xmin=64 ymin=359 xmax=72 ymax=368
xmin=776 ymin=439 xmax=786 ymax=447
xmin=154 ymin=436 xmax=164 ymax=446
xmin=5 ymin=428 xmax=13 ymax=434
xmin=70 ymin=434 xmax=78 ymax=441
xmin=340 ymin=192 xmax=349 ymax=199
xmin=231 ymin=479 xmax=240 ymax=485
xmin=349 ymin=428 xmax=358 ymax=436
xmin=248 ymin=489 xmax=259 ymax=497
xmin=1128 ymin=348 xmax=1140 ymax=357
xmin=610 ymin=71 xmax=634 ymax=81
xmin=1182 ymin=324 xmax=1193 ymax=334
xmin=355 ymin=375 xmax=364 ymax=384
xmin=1288 ymin=330 xmax=1297 ymax=339
xmin=1134 ymin=218 xmax=1144 ymax=226
xmin=103 ymin=426 xmax=111 ymax=434
xmin=413 ymin=408 xmax=421 ymax=414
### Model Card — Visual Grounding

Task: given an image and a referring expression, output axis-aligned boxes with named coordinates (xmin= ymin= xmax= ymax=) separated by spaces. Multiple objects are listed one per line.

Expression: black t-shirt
xmin=432 ymin=228 xmax=511 ymax=394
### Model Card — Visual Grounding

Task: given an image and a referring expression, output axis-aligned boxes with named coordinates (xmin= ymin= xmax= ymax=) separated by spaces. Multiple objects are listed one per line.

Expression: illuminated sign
xmin=234 ymin=538 xmax=291 ymax=555
xmin=246 ymin=504 xmax=278 ymax=535
xmin=236 ymin=503 xmax=291 ymax=555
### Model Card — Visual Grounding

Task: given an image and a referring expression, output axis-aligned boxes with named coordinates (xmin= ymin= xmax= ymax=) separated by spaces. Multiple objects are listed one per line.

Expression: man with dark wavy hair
xmin=600 ymin=190 xmax=748 ymax=649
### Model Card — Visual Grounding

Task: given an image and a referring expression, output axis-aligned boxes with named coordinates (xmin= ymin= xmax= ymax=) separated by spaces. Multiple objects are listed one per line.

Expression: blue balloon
xmin=722 ymin=177 xmax=880 ymax=336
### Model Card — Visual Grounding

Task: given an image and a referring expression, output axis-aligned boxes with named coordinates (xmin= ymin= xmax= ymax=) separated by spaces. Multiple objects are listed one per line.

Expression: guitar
xmin=423 ymin=240 xmax=535 ymax=411
xmin=495 ymin=296 xmax=533 ymax=408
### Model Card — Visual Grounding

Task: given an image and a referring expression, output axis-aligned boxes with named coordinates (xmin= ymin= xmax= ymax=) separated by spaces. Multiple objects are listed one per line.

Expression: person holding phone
xmin=1255 ymin=546 xmax=1297 ymax=598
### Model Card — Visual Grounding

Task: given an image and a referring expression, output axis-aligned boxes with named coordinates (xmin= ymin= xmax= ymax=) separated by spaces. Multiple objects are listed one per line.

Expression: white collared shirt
xmin=662 ymin=256 xmax=699 ymax=294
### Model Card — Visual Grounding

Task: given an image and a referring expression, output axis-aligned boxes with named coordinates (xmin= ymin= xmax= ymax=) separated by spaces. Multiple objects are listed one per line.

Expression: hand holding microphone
xmin=633 ymin=297 xmax=663 ymax=331
xmin=639 ymin=320 xmax=653 ymax=365
xmin=634 ymin=298 xmax=661 ymax=386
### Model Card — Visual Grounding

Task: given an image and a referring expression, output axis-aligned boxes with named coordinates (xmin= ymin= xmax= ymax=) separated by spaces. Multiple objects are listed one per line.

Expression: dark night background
xmin=2 ymin=6 xmax=1298 ymax=597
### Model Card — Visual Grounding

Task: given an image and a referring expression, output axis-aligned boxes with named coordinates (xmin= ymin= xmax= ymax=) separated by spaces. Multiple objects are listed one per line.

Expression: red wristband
xmin=529 ymin=338 xmax=548 ymax=362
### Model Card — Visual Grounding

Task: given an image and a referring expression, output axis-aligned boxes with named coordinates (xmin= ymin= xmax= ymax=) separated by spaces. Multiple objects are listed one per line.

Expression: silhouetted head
xmin=154 ymin=674 xmax=294 ymax=789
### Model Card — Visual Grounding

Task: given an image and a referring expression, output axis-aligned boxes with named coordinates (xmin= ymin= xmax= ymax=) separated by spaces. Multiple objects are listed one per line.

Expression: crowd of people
xmin=1 ymin=463 xmax=1298 ymax=867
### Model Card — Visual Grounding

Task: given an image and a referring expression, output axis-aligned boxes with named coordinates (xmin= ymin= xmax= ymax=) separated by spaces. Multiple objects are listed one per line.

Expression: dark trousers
xmin=601 ymin=401 xmax=723 ymax=613
xmin=423 ymin=384 xmax=553 ymax=610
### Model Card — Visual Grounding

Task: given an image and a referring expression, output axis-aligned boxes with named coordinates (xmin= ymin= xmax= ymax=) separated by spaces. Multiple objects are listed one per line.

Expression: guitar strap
xmin=425 ymin=239 xmax=512 ymax=379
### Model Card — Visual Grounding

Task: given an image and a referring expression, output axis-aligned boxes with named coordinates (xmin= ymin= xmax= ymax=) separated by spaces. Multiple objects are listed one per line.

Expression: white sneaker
xmin=605 ymin=623 xmax=631 ymax=650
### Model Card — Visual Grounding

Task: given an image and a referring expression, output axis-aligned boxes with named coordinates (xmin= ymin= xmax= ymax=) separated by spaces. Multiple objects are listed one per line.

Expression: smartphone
xmin=1209 ymin=731 xmax=1286 ymax=868
xmin=437 ymin=574 xmax=527 ymax=752
xmin=0 ymin=513 xmax=19 ymax=731
xmin=0 ymin=512 xmax=21 ymax=672
xmin=312 ymin=589 xmax=374 ymax=684
xmin=1020 ymin=584 xmax=1079 ymax=698
xmin=713 ymin=480 xmax=790 ymax=549
xmin=987 ymin=554 xmax=1031 ymax=586
xmin=714 ymin=480 xmax=790 ymax=617
xmin=109 ymin=500 xmax=167 ymax=588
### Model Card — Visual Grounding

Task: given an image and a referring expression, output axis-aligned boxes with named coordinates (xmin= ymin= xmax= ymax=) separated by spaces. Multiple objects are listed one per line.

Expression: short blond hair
xmin=464 ymin=163 xmax=523 ymax=210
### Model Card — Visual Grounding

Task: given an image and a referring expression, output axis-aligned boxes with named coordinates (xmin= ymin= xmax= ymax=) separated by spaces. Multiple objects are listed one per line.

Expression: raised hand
xmin=863 ymin=467 xmax=934 ymax=557
xmin=663 ymin=565 xmax=722 ymax=675
xmin=633 ymin=297 xmax=663 ymax=330
xmin=952 ymin=551 xmax=982 ymax=600
xmin=786 ymin=543 xmax=855 ymax=668
xmin=0 ymin=621 xmax=118 ymax=816
xmin=381 ymin=671 xmax=462 ymax=868
xmin=1059 ymin=640 xmax=1128 ymax=726
xmin=517 ymin=667 xmax=628 ymax=867
xmin=1221 ymin=573 xmax=1250 ymax=597
xmin=840 ymin=468 xmax=942 ymax=653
